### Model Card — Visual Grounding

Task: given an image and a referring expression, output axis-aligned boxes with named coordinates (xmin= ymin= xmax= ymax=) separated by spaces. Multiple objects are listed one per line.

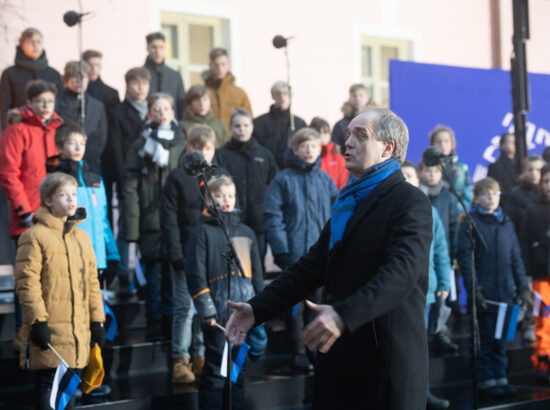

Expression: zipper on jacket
xmin=63 ymin=231 xmax=79 ymax=365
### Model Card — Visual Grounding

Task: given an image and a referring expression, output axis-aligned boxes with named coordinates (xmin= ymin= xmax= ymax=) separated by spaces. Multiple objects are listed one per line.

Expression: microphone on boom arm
xmin=272 ymin=35 xmax=294 ymax=49
xmin=421 ymin=146 xmax=453 ymax=167
xmin=179 ymin=151 xmax=221 ymax=178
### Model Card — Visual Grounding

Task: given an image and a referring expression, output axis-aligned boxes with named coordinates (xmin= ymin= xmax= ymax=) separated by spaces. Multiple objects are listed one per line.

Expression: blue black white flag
xmin=220 ymin=341 xmax=250 ymax=382
xmin=103 ymin=299 xmax=118 ymax=342
xmin=49 ymin=360 xmax=81 ymax=410
xmin=494 ymin=302 xmax=520 ymax=341
xmin=533 ymin=291 xmax=550 ymax=318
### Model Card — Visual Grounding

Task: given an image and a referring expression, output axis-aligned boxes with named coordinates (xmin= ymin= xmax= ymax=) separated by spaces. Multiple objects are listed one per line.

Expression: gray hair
xmin=367 ymin=107 xmax=409 ymax=164
xmin=271 ymin=81 xmax=290 ymax=95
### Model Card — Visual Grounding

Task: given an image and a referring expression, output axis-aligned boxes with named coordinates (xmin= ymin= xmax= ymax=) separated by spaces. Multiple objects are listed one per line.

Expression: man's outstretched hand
xmin=225 ymin=300 xmax=255 ymax=345
xmin=301 ymin=300 xmax=345 ymax=354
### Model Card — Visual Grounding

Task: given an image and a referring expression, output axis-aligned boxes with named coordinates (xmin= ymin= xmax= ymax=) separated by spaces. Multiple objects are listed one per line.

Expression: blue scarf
xmin=472 ymin=203 xmax=504 ymax=222
xmin=330 ymin=158 xmax=400 ymax=249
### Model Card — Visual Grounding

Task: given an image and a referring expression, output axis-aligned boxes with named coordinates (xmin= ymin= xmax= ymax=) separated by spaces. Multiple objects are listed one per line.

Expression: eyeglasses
xmin=479 ymin=191 xmax=501 ymax=199
xmin=32 ymin=99 xmax=55 ymax=106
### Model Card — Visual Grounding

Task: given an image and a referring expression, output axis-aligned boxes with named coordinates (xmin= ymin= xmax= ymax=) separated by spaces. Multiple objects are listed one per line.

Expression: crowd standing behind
xmin=1 ymin=26 xmax=550 ymax=410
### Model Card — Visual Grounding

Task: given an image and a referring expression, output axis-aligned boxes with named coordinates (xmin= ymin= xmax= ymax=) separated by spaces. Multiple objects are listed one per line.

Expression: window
xmin=160 ymin=12 xmax=229 ymax=87
xmin=360 ymin=37 xmax=412 ymax=107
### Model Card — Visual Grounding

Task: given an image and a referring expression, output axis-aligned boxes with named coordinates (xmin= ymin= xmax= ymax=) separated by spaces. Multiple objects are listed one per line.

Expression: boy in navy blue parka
xmin=457 ymin=177 xmax=529 ymax=398
xmin=263 ymin=127 xmax=337 ymax=370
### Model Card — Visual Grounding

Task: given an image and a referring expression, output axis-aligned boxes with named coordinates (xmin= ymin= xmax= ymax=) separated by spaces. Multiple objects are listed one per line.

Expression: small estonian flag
xmin=49 ymin=360 xmax=81 ymax=410
xmin=533 ymin=291 xmax=550 ymax=318
xmin=220 ymin=341 xmax=250 ymax=382
xmin=494 ymin=302 xmax=520 ymax=341
xmin=103 ymin=297 xmax=118 ymax=342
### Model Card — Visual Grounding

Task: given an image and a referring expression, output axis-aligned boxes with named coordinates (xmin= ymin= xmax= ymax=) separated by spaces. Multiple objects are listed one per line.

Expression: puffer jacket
xmin=263 ymin=150 xmax=337 ymax=263
xmin=427 ymin=207 xmax=451 ymax=305
xmin=186 ymin=211 xmax=264 ymax=325
xmin=521 ymin=194 xmax=550 ymax=279
xmin=180 ymin=108 xmax=229 ymax=148
xmin=504 ymin=180 xmax=539 ymax=237
xmin=46 ymin=157 xmax=119 ymax=269
xmin=320 ymin=142 xmax=349 ymax=190
xmin=124 ymin=120 xmax=187 ymax=262
xmin=15 ymin=207 xmax=105 ymax=370
xmin=457 ymin=204 xmax=528 ymax=304
xmin=0 ymin=106 xmax=62 ymax=237
xmin=0 ymin=46 xmax=63 ymax=129
xmin=203 ymin=71 xmax=252 ymax=130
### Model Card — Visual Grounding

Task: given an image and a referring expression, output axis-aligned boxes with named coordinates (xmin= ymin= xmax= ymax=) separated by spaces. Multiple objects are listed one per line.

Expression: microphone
xmin=272 ymin=35 xmax=294 ymax=49
xmin=63 ymin=11 xmax=90 ymax=27
xmin=178 ymin=151 xmax=220 ymax=178
xmin=422 ymin=147 xmax=452 ymax=167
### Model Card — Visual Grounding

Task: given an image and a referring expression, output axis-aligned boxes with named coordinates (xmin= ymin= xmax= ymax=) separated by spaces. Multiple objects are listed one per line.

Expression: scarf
xmin=140 ymin=120 xmax=178 ymax=168
xmin=472 ymin=203 xmax=504 ymax=223
xmin=14 ymin=46 xmax=48 ymax=71
xmin=330 ymin=157 xmax=400 ymax=249
xmin=126 ymin=94 xmax=148 ymax=121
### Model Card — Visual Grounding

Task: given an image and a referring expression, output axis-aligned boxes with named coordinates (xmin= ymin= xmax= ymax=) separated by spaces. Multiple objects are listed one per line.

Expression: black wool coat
xmin=249 ymin=170 xmax=433 ymax=410
xmin=55 ymin=89 xmax=108 ymax=175
xmin=253 ymin=105 xmax=307 ymax=169
xmin=521 ymin=195 xmax=550 ymax=279
xmin=144 ymin=57 xmax=186 ymax=120
xmin=215 ymin=138 xmax=278 ymax=235
xmin=487 ymin=155 xmax=517 ymax=207
xmin=86 ymin=77 xmax=120 ymax=115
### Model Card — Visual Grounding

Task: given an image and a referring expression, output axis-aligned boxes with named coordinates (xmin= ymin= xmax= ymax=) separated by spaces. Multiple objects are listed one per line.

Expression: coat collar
xmin=33 ymin=206 xmax=86 ymax=234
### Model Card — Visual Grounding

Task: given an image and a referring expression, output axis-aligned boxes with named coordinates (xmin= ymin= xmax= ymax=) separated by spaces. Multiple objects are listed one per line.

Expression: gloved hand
xmin=19 ymin=212 xmax=34 ymax=228
xmin=31 ymin=321 xmax=51 ymax=350
xmin=90 ymin=322 xmax=106 ymax=348
xmin=274 ymin=253 xmax=290 ymax=270
xmin=475 ymin=287 xmax=487 ymax=312
xmin=172 ymin=258 xmax=186 ymax=271
xmin=516 ymin=285 xmax=531 ymax=307
xmin=99 ymin=261 xmax=119 ymax=287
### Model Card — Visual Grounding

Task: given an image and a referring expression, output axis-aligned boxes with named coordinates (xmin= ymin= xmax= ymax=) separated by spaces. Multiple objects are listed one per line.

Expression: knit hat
xmin=79 ymin=343 xmax=104 ymax=394
xmin=246 ymin=326 xmax=268 ymax=360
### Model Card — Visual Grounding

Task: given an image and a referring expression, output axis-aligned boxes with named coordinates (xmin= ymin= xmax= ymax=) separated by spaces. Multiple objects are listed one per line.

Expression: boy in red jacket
xmin=310 ymin=117 xmax=349 ymax=190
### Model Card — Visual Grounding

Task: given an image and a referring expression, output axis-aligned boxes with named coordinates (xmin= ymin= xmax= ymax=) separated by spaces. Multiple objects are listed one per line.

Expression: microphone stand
xmin=78 ymin=16 xmax=86 ymax=128
xmin=441 ymin=160 xmax=488 ymax=410
xmin=194 ymin=169 xmax=247 ymax=410
xmin=283 ymin=46 xmax=295 ymax=134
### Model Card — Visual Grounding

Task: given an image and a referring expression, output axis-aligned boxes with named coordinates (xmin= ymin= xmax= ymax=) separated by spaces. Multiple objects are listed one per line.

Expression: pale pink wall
xmin=1 ymin=0 xmax=549 ymax=127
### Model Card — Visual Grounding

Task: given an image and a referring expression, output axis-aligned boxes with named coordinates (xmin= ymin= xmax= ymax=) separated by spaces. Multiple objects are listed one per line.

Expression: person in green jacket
xmin=180 ymin=84 xmax=229 ymax=148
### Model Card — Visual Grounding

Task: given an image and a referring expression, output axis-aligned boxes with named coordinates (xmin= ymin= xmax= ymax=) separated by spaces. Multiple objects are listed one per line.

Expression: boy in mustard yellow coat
xmin=15 ymin=172 xmax=105 ymax=410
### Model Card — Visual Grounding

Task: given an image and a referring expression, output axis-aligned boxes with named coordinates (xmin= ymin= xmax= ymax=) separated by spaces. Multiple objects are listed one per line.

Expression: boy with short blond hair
xmin=186 ymin=174 xmax=263 ymax=409
xmin=457 ymin=177 xmax=529 ymax=397
xmin=15 ymin=172 xmax=105 ymax=410
xmin=263 ymin=127 xmax=337 ymax=370
xmin=181 ymin=84 xmax=229 ymax=147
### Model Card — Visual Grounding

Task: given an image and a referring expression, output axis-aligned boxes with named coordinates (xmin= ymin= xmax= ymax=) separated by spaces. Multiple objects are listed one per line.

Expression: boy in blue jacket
xmin=47 ymin=121 xmax=120 ymax=277
xmin=263 ymin=127 xmax=337 ymax=371
xmin=457 ymin=177 xmax=530 ymax=398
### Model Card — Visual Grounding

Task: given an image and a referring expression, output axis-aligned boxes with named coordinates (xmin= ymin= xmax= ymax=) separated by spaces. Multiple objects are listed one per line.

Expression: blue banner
xmin=390 ymin=60 xmax=550 ymax=181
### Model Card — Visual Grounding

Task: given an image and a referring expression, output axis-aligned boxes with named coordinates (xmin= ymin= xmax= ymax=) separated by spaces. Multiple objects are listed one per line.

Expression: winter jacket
xmin=46 ymin=157 xmax=119 ymax=269
xmin=180 ymin=108 xmax=229 ymax=148
xmin=186 ymin=211 xmax=264 ymax=324
xmin=444 ymin=155 xmax=473 ymax=210
xmin=203 ymin=71 xmax=252 ymax=130
xmin=521 ymin=195 xmax=550 ymax=279
xmin=55 ymin=89 xmax=108 ymax=175
xmin=320 ymin=143 xmax=349 ymax=190
xmin=488 ymin=155 xmax=517 ymax=208
xmin=86 ymin=77 xmax=120 ymax=114
xmin=457 ymin=204 xmax=528 ymax=305
xmin=0 ymin=106 xmax=62 ymax=237
xmin=428 ymin=207 xmax=451 ymax=305
xmin=15 ymin=207 xmax=105 ymax=370
xmin=161 ymin=165 xmax=205 ymax=264
xmin=253 ymin=105 xmax=307 ymax=169
xmin=144 ymin=57 xmax=186 ymax=120
xmin=248 ymin=171 xmax=433 ymax=410
xmin=0 ymin=46 xmax=63 ymax=129
xmin=504 ymin=180 xmax=539 ymax=237
xmin=420 ymin=182 xmax=459 ymax=260
xmin=123 ymin=120 xmax=187 ymax=262
xmin=215 ymin=138 xmax=278 ymax=234
xmin=106 ymin=99 xmax=146 ymax=197
xmin=264 ymin=150 xmax=337 ymax=263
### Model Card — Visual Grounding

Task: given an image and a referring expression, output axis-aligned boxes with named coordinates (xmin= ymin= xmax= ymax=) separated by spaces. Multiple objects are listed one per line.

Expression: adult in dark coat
xmin=226 ymin=109 xmax=433 ymax=410
xmin=83 ymin=50 xmax=120 ymax=114
xmin=144 ymin=32 xmax=186 ymax=120
xmin=253 ymin=81 xmax=307 ymax=169
xmin=0 ymin=28 xmax=63 ymax=129
xmin=488 ymin=132 xmax=517 ymax=208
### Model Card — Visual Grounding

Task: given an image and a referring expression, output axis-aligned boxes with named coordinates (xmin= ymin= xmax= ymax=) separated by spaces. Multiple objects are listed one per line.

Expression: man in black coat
xmin=55 ymin=61 xmax=108 ymax=176
xmin=0 ymin=28 xmax=63 ymax=130
xmin=488 ymin=132 xmax=517 ymax=208
xmin=226 ymin=108 xmax=433 ymax=410
xmin=144 ymin=32 xmax=186 ymax=120
xmin=83 ymin=49 xmax=120 ymax=114
xmin=253 ymin=81 xmax=307 ymax=169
